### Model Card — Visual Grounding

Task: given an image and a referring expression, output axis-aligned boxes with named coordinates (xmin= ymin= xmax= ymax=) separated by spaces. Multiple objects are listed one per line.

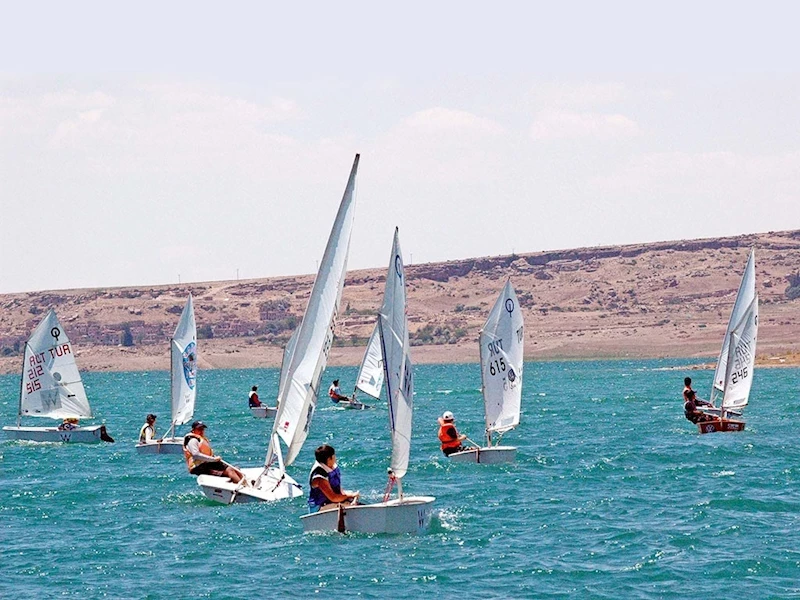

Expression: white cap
xmin=442 ymin=411 xmax=454 ymax=421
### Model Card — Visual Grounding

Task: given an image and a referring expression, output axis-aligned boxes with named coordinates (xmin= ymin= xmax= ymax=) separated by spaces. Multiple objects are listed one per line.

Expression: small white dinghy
xmin=301 ymin=228 xmax=435 ymax=534
xmin=250 ymin=330 xmax=298 ymax=419
xmin=697 ymin=250 xmax=758 ymax=434
xmin=449 ymin=279 xmax=524 ymax=464
xmin=342 ymin=324 xmax=383 ymax=410
xmin=198 ymin=154 xmax=360 ymax=503
xmin=136 ymin=294 xmax=198 ymax=454
xmin=250 ymin=405 xmax=278 ymax=418
xmin=3 ymin=309 xmax=113 ymax=443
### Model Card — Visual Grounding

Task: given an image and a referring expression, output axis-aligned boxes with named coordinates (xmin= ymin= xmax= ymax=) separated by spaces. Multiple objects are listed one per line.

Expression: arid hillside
xmin=1 ymin=230 xmax=799 ymax=373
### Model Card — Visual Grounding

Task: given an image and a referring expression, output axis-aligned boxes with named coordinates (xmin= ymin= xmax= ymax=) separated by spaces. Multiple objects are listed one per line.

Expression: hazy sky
xmin=1 ymin=1 xmax=799 ymax=293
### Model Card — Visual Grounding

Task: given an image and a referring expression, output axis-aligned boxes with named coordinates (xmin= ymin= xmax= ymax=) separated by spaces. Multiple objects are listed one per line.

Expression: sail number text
xmin=731 ymin=367 xmax=749 ymax=384
xmin=25 ymin=344 xmax=72 ymax=394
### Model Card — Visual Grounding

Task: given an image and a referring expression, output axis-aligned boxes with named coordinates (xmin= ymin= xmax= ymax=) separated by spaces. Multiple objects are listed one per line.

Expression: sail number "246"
xmin=731 ymin=367 xmax=748 ymax=384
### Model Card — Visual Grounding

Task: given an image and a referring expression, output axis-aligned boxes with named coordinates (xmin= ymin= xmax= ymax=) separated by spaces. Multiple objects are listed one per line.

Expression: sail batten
xmin=19 ymin=309 xmax=92 ymax=419
xmin=268 ymin=154 xmax=359 ymax=467
xmin=480 ymin=280 xmax=524 ymax=436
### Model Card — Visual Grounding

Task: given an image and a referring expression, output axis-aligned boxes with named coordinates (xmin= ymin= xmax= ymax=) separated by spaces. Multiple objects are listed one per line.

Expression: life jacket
xmin=183 ymin=433 xmax=213 ymax=472
xmin=139 ymin=424 xmax=154 ymax=443
xmin=307 ymin=462 xmax=342 ymax=509
xmin=438 ymin=422 xmax=461 ymax=451
xmin=248 ymin=391 xmax=261 ymax=407
xmin=684 ymin=400 xmax=696 ymax=420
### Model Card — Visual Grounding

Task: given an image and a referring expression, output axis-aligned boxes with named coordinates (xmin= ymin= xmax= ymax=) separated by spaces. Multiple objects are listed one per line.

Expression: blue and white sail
xmin=170 ymin=294 xmax=197 ymax=428
xmin=378 ymin=228 xmax=413 ymax=479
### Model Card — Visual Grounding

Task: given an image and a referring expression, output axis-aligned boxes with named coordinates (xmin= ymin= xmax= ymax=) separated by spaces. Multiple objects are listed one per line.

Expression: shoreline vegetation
xmin=2 ymin=229 xmax=799 ymax=375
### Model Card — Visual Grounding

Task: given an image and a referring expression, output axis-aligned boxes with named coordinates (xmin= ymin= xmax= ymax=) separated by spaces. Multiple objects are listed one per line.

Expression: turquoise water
xmin=2 ymin=360 xmax=800 ymax=599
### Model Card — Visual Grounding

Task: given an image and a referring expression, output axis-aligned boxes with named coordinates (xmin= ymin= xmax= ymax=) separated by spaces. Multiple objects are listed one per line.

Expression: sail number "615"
xmin=489 ymin=358 xmax=506 ymax=376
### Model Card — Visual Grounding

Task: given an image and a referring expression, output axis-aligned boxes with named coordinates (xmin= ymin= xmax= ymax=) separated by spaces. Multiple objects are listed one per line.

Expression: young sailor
xmin=438 ymin=411 xmax=469 ymax=456
xmin=683 ymin=377 xmax=711 ymax=407
xmin=183 ymin=421 xmax=247 ymax=484
xmin=138 ymin=414 xmax=160 ymax=444
xmin=307 ymin=444 xmax=359 ymax=513
xmin=248 ymin=386 xmax=262 ymax=408
xmin=328 ymin=379 xmax=350 ymax=404
xmin=683 ymin=379 xmax=716 ymax=424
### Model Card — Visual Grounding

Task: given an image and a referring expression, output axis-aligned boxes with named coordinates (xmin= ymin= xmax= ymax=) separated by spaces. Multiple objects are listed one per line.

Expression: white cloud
xmin=530 ymin=110 xmax=641 ymax=141
xmin=401 ymin=107 xmax=504 ymax=135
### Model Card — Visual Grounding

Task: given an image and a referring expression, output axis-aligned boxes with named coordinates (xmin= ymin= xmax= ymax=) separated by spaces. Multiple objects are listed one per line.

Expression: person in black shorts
xmin=183 ymin=421 xmax=246 ymax=484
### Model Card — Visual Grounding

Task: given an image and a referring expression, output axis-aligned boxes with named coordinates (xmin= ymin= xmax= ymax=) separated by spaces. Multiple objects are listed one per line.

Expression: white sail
xmin=354 ymin=323 xmax=384 ymax=399
xmin=378 ymin=228 xmax=413 ymax=479
xmin=19 ymin=309 xmax=92 ymax=419
xmin=480 ymin=279 xmax=524 ymax=436
xmin=170 ymin=294 xmax=197 ymax=427
xmin=268 ymin=154 xmax=359 ymax=467
xmin=276 ymin=327 xmax=300 ymax=404
xmin=711 ymin=250 xmax=758 ymax=411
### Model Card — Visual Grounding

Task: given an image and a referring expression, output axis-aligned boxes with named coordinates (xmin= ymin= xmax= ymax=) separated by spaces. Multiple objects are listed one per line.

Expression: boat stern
xmin=698 ymin=419 xmax=746 ymax=434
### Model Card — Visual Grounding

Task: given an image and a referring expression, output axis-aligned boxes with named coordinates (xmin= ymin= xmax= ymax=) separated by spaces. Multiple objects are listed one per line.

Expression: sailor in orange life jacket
xmin=183 ymin=421 xmax=247 ymax=484
xmin=438 ymin=411 xmax=470 ymax=456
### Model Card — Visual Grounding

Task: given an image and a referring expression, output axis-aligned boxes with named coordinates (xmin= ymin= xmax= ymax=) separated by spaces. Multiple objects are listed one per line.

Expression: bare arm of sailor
xmin=311 ymin=477 xmax=359 ymax=504
xmin=186 ymin=437 xmax=220 ymax=462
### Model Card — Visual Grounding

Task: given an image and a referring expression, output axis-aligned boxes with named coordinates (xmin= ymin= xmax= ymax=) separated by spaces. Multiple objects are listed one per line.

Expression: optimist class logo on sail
xmin=182 ymin=342 xmax=197 ymax=389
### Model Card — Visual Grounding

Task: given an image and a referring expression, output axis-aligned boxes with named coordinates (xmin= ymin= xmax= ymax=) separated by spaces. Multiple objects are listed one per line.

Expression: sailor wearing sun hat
xmin=437 ymin=411 xmax=468 ymax=456
xmin=183 ymin=420 xmax=247 ymax=485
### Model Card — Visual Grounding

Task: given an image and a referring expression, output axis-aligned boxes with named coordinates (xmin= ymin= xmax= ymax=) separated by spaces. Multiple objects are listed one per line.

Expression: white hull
xmin=135 ymin=437 xmax=185 ymax=454
xmin=3 ymin=424 xmax=107 ymax=444
xmin=300 ymin=495 xmax=435 ymax=534
xmin=196 ymin=466 xmax=302 ymax=504
xmin=340 ymin=400 xmax=372 ymax=410
xmin=250 ymin=406 xmax=278 ymax=419
xmin=448 ymin=446 xmax=517 ymax=464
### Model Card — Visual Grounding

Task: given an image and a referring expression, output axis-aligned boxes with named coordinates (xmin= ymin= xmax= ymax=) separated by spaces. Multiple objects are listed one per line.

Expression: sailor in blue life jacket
xmin=307 ymin=444 xmax=359 ymax=513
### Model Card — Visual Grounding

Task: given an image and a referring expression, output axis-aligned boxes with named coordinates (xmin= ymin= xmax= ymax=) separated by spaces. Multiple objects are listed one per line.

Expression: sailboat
xmin=449 ymin=279 xmax=524 ymax=463
xmin=197 ymin=153 xmax=360 ymax=503
xmin=136 ymin=294 xmax=197 ymax=454
xmin=698 ymin=249 xmax=758 ymax=434
xmin=301 ymin=228 xmax=435 ymax=534
xmin=343 ymin=323 xmax=383 ymax=410
xmin=3 ymin=309 xmax=114 ymax=443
